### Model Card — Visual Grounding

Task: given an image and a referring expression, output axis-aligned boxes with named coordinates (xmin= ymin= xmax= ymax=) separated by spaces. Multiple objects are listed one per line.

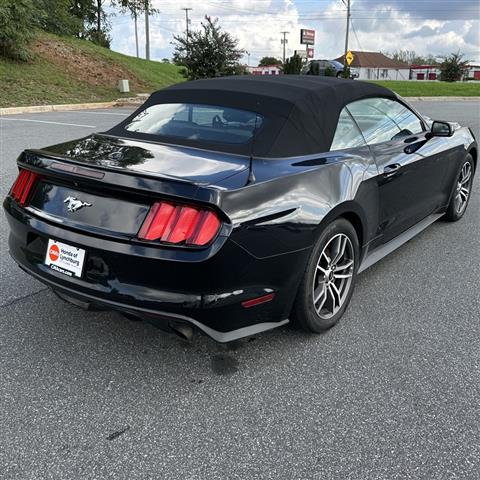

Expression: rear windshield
xmin=123 ymin=103 xmax=263 ymax=145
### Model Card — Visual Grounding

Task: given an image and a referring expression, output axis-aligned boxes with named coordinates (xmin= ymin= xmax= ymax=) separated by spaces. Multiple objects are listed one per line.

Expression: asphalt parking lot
xmin=1 ymin=101 xmax=479 ymax=479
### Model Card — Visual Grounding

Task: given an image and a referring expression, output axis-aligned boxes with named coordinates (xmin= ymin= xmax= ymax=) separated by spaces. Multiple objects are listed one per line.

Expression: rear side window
xmin=124 ymin=103 xmax=263 ymax=145
xmin=330 ymin=108 xmax=367 ymax=151
xmin=347 ymin=98 xmax=424 ymax=145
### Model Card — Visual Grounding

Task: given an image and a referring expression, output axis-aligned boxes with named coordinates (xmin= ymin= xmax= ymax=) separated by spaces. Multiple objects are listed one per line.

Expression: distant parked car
xmin=302 ymin=60 xmax=359 ymax=79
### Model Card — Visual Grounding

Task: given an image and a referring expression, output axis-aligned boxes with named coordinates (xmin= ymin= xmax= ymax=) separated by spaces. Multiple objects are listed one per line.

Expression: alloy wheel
xmin=454 ymin=161 xmax=473 ymax=215
xmin=312 ymin=233 xmax=355 ymax=320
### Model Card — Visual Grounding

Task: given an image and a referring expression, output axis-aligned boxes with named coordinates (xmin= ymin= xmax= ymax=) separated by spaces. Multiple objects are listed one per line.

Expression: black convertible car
xmin=4 ymin=76 xmax=477 ymax=342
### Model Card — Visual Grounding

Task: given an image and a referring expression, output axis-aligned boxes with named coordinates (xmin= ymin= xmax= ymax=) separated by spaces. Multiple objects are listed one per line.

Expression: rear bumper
xmin=4 ymin=198 xmax=309 ymax=342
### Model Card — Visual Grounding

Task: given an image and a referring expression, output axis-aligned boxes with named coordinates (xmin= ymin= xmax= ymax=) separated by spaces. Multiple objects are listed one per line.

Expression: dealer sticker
xmin=45 ymin=239 xmax=86 ymax=278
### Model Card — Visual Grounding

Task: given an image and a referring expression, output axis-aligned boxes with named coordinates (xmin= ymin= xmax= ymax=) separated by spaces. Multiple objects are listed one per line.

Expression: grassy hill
xmin=0 ymin=32 xmax=185 ymax=108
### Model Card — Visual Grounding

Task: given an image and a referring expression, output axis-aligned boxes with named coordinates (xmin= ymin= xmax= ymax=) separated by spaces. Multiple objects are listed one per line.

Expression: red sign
xmin=307 ymin=48 xmax=314 ymax=59
xmin=300 ymin=29 xmax=315 ymax=45
xmin=49 ymin=244 xmax=60 ymax=262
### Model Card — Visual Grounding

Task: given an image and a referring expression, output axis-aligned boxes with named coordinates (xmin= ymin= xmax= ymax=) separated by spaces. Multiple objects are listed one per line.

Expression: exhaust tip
xmin=169 ymin=322 xmax=194 ymax=342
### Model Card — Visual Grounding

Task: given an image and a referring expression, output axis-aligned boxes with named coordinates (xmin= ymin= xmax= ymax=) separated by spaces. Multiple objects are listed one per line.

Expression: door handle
xmin=383 ymin=163 xmax=401 ymax=177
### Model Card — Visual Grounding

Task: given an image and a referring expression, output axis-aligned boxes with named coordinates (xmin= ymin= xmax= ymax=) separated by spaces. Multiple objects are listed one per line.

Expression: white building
xmin=247 ymin=65 xmax=282 ymax=76
xmin=335 ymin=51 xmax=410 ymax=81
xmin=466 ymin=63 xmax=480 ymax=80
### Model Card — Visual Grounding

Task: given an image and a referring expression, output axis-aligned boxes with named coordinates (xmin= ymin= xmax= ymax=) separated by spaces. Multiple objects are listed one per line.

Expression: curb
xmin=0 ymin=96 xmax=148 ymax=116
xmin=404 ymin=96 xmax=480 ymax=102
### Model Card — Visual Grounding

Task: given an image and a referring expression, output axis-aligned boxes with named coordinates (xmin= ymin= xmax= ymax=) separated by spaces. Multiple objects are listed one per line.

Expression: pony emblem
xmin=64 ymin=196 xmax=92 ymax=212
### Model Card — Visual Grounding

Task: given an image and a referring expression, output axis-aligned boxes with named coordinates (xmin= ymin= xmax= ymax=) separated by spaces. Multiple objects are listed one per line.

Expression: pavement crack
xmin=0 ymin=287 xmax=49 ymax=308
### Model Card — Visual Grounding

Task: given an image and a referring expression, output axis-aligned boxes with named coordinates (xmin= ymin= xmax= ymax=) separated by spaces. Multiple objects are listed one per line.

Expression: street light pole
xmin=281 ymin=31 xmax=289 ymax=64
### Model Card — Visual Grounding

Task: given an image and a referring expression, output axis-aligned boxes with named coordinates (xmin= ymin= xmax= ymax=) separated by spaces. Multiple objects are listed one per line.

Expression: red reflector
xmin=241 ymin=293 xmax=275 ymax=309
xmin=138 ymin=201 xmax=221 ymax=246
xmin=10 ymin=169 xmax=40 ymax=206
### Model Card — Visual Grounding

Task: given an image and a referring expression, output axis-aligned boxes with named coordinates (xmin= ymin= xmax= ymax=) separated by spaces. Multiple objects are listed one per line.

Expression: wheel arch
xmin=313 ymin=201 xmax=368 ymax=250
xmin=468 ymin=146 xmax=477 ymax=171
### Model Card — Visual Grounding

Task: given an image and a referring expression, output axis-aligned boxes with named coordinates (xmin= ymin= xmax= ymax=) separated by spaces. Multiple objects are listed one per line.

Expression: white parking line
xmin=0 ymin=118 xmax=96 ymax=128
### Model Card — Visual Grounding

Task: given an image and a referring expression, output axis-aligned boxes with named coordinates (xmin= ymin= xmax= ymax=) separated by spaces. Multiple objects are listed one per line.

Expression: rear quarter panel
xmin=218 ymin=147 xmax=377 ymax=259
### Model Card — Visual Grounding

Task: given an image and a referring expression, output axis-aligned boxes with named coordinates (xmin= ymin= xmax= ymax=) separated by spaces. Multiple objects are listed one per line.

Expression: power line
xmin=350 ymin=20 xmax=363 ymax=52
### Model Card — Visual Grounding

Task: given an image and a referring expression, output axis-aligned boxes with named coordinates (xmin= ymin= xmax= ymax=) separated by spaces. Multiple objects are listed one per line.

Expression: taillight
xmin=138 ymin=201 xmax=221 ymax=246
xmin=10 ymin=169 xmax=40 ymax=206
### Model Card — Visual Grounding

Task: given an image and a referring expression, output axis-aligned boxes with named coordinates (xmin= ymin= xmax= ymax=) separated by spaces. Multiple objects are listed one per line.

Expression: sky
xmin=110 ymin=0 xmax=480 ymax=65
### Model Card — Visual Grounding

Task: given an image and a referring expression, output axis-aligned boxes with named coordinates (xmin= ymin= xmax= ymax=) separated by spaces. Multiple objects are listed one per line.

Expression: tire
xmin=444 ymin=154 xmax=475 ymax=222
xmin=336 ymin=71 xmax=343 ymax=78
xmin=291 ymin=218 xmax=359 ymax=333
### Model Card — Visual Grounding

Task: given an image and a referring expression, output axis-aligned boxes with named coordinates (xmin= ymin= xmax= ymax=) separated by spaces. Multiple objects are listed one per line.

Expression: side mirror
xmin=430 ymin=120 xmax=453 ymax=137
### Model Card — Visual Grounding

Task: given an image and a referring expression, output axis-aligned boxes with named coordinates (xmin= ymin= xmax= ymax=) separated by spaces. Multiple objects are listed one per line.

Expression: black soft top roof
xmin=109 ymin=76 xmax=397 ymax=158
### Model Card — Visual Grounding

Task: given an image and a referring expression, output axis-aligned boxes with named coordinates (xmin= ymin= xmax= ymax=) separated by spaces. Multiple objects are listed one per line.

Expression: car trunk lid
xmin=39 ymin=133 xmax=250 ymax=187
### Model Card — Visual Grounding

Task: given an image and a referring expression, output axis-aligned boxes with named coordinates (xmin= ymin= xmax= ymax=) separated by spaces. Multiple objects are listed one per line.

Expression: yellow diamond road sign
xmin=345 ymin=51 xmax=354 ymax=66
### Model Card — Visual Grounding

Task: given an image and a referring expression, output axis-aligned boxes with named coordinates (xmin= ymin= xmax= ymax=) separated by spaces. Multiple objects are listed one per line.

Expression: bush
xmin=0 ymin=0 xmax=38 ymax=61
xmin=440 ymin=52 xmax=469 ymax=82
xmin=325 ymin=66 xmax=336 ymax=77
xmin=342 ymin=66 xmax=351 ymax=79
xmin=308 ymin=61 xmax=320 ymax=75
xmin=172 ymin=16 xmax=243 ymax=80
xmin=283 ymin=54 xmax=303 ymax=74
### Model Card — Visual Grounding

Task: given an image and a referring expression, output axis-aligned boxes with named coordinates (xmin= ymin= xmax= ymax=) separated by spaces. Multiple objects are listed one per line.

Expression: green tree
xmin=283 ymin=54 xmax=302 ymax=74
xmin=0 ymin=0 xmax=39 ymax=61
xmin=172 ymin=16 xmax=244 ymax=80
xmin=385 ymin=49 xmax=440 ymax=66
xmin=259 ymin=56 xmax=282 ymax=67
xmin=70 ymin=0 xmax=111 ymax=47
xmin=70 ymin=0 xmax=97 ymax=38
xmin=88 ymin=0 xmax=111 ymax=47
xmin=36 ymin=0 xmax=83 ymax=36
xmin=440 ymin=52 xmax=469 ymax=82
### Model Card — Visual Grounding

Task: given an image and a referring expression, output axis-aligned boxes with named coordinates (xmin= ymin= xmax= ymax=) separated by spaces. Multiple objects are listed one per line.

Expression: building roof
xmin=110 ymin=75 xmax=396 ymax=158
xmin=335 ymin=51 xmax=410 ymax=69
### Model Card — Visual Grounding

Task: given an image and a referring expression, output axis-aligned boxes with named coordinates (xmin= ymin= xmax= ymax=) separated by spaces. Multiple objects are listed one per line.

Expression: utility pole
xmin=145 ymin=0 xmax=150 ymax=60
xmin=245 ymin=51 xmax=250 ymax=66
xmin=281 ymin=31 xmax=289 ymax=64
xmin=182 ymin=7 xmax=192 ymax=54
xmin=343 ymin=0 xmax=351 ymax=66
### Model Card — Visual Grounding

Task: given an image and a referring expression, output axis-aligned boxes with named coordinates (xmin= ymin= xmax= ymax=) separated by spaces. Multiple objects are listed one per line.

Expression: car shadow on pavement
xmin=3 ymin=287 xmax=321 ymax=382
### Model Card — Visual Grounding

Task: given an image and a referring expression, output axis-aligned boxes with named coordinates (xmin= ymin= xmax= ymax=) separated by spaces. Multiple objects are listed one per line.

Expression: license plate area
xmin=44 ymin=239 xmax=86 ymax=278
